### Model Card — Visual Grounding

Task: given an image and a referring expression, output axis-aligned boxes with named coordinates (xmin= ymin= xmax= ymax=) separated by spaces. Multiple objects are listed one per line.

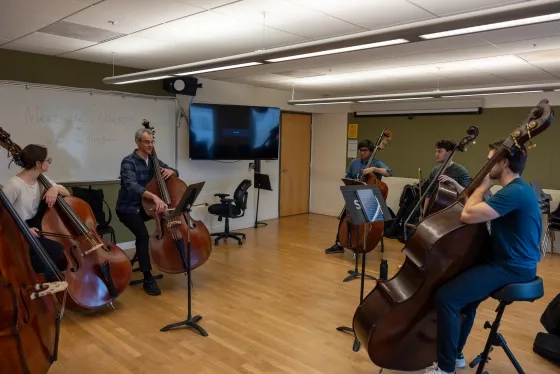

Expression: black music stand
xmin=336 ymin=183 xmax=392 ymax=352
xmin=340 ymin=179 xmax=383 ymax=282
xmin=254 ymin=172 xmax=272 ymax=228
xmin=160 ymin=181 xmax=208 ymax=337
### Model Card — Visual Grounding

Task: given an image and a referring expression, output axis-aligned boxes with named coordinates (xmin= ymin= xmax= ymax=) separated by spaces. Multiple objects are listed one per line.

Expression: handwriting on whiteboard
xmin=25 ymin=106 xmax=135 ymax=125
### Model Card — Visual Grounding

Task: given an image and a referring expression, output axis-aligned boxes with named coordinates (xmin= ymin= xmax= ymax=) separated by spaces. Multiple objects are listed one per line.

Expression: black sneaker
xmin=143 ymin=277 xmax=161 ymax=296
xmin=325 ymin=243 xmax=344 ymax=254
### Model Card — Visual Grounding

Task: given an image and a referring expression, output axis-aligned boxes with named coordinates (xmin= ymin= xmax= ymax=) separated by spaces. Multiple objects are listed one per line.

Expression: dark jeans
xmin=435 ymin=261 xmax=536 ymax=372
xmin=30 ymin=237 xmax=65 ymax=280
xmin=117 ymin=210 xmax=152 ymax=272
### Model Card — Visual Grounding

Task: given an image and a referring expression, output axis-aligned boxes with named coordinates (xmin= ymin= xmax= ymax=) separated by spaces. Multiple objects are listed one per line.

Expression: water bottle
xmin=379 ymin=259 xmax=388 ymax=281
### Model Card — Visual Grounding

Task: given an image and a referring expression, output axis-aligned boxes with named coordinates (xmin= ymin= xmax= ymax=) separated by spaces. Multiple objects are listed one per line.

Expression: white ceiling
xmin=1 ymin=0 xmax=560 ymax=97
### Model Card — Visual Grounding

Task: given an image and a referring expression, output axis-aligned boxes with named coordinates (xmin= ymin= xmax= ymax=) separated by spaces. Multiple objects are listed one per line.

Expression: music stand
xmin=160 ymin=181 xmax=208 ymax=337
xmin=254 ymin=172 xmax=272 ymax=228
xmin=336 ymin=183 xmax=392 ymax=352
xmin=339 ymin=179 xmax=381 ymax=282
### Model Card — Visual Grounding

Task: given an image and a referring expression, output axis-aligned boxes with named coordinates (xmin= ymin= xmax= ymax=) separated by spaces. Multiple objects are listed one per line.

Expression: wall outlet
xmin=249 ymin=162 xmax=254 ymax=171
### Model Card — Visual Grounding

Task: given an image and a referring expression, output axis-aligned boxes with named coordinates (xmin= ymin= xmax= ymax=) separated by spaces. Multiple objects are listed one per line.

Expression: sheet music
xmin=356 ymin=189 xmax=383 ymax=222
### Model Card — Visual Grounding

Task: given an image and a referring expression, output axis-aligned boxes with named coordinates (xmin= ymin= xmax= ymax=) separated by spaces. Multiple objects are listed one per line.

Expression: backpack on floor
xmin=541 ymin=293 xmax=560 ymax=336
xmin=533 ymin=332 xmax=560 ymax=364
xmin=385 ymin=183 xmax=420 ymax=240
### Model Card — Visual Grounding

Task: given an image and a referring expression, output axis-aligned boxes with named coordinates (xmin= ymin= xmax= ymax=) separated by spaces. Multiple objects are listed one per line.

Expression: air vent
xmin=272 ymin=70 xmax=326 ymax=78
xmin=37 ymin=21 xmax=126 ymax=43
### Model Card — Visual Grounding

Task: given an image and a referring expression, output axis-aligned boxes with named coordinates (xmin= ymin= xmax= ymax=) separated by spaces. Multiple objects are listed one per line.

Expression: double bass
xmin=0 ymin=128 xmax=132 ymax=312
xmin=0 ymin=185 xmax=68 ymax=374
xmin=140 ymin=120 xmax=212 ymax=273
xmin=338 ymin=129 xmax=392 ymax=252
xmin=352 ymin=99 xmax=553 ymax=371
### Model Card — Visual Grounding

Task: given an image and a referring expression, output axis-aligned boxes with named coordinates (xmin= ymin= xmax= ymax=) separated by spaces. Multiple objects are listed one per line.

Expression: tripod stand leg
xmin=160 ymin=235 xmax=208 ymax=337
xmin=343 ymin=252 xmax=376 ymax=282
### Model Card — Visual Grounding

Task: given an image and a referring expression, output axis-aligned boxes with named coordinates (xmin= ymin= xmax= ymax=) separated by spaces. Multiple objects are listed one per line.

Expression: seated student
xmin=325 ymin=138 xmax=393 ymax=254
xmin=424 ymin=139 xmax=541 ymax=374
xmin=423 ymin=139 xmax=471 ymax=214
xmin=2 ymin=144 xmax=69 ymax=280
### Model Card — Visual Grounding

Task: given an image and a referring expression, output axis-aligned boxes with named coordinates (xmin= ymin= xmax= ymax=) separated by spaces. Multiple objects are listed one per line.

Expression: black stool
xmin=469 ymin=276 xmax=544 ymax=374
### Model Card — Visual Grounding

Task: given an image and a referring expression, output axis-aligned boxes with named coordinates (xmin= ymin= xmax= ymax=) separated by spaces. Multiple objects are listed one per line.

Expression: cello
xmin=140 ymin=120 xmax=212 ymax=273
xmin=338 ymin=129 xmax=392 ymax=252
xmin=352 ymin=99 xmax=553 ymax=371
xmin=0 ymin=128 xmax=132 ymax=312
xmin=0 ymin=185 xmax=68 ymax=374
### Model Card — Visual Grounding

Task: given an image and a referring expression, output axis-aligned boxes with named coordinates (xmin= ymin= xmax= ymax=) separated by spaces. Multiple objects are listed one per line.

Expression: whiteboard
xmin=0 ymin=81 xmax=177 ymax=184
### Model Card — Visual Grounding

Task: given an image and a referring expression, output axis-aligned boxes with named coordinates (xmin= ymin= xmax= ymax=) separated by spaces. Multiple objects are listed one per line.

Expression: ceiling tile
xmin=0 ymin=13 xmax=58 ymax=41
xmin=2 ymin=42 xmax=71 ymax=56
xmin=212 ymin=0 xmax=365 ymax=39
xmin=495 ymin=35 xmax=560 ymax=55
xmin=407 ymin=0 xmax=526 ymax=16
xmin=61 ymin=35 xmax=180 ymax=62
xmin=291 ymin=0 xmax=434 ymax=30
xmin=65 ymin=0 xmax=205 ymax=34
xmin=174 ymin=0 xmax=239 ymax=9
xmin=1 ymin=0 xmax=93 ymax=19
xmin=9 ymin=32 xmax=96 ymax=52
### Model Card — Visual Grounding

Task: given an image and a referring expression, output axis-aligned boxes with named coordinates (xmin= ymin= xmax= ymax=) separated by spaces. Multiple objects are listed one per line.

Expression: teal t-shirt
xmin=485 ymin=178 xmax=542 ymax=269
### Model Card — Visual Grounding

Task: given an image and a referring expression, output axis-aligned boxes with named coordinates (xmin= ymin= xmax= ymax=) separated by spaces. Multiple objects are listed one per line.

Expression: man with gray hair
xmin=116 ymin=127 xmax=178 ymax=296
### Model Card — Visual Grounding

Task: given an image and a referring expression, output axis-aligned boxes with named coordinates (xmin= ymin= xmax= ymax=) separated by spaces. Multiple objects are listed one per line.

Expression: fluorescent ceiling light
xmin=294 ymin=101 xmax=353 ymax=105
xmin=441 ymin=90 xmax=543 ymax=98
xmin=114 ymin=76 xmax=172 ymax=84
xmin=358 ymin=97 xmax=434 ymax=103
xmin=175 ymin=62 xmax=262 ymax=76
xmin=420 ymin=12 xmax=560 ymax=39
xmin=265 ymin=39 xmax=409 ymax=63
xmin=287 ymin=82 xmax=560 ymax=105
xmin=355 ymin=108 xmax=481 ymax=116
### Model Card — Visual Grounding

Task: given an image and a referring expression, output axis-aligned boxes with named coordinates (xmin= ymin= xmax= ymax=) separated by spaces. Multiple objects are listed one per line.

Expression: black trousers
xmin=30 ymin=237 xmax=65 ymax=280
xmin=335 ymin=208 xmax=347 ymax=243
xmin=117 ymin=210 xmax=152 ymax=272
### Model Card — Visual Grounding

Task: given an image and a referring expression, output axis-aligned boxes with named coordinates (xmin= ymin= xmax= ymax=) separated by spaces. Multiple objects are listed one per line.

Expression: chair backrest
xmin=72 ymin=186 xmax=111 ymax=226
xmin=233 ymin=179 xmax=252 ymax=211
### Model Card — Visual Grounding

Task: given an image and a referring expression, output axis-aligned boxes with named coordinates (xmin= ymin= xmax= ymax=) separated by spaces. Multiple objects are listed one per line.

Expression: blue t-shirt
xmin=485 ymin=178 xmax=542 ymax=269
xmin=345 ymin=158 xmax=393 ymax=180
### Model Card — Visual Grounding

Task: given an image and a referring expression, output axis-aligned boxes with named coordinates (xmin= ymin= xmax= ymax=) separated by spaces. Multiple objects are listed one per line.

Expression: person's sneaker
xmin=424 ymin=362 xmax=455 ymax=374
xmin=325 ymin=243 xmax=344 ymax=254
xmin=456 ymin=352 xmax=466 ymax=368
xmin=143 ymin=277 xmax=161 ymax=296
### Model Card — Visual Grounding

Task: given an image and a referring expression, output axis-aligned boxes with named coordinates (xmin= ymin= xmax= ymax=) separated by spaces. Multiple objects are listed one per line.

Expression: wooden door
xmin=279 ymin=112 xmax=312 ymax=217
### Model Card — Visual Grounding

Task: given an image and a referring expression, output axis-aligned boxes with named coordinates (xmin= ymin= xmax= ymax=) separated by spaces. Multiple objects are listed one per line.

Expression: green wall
xmin=1 ymin=48 xmax=170 ymax=242
xmin=348 ymin=106 xmax=559 ymax=190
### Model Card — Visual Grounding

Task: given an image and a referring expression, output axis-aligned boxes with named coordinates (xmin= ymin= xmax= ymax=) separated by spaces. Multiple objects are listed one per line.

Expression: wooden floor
xmin=49 ymin=214 xmax=560 ymax=374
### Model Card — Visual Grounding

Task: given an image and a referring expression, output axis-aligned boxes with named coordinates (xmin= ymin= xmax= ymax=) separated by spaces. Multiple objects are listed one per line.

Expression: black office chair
xmin=72 ymin=186 xmax=116 ymax=243
xmin=208 ymin=179 xmax=252 ymax=246
xmin=469 ymin=277 xmax=545 ymax=374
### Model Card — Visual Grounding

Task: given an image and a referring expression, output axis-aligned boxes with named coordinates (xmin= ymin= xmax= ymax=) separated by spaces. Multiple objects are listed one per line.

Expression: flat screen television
xmin=188 ymin=103 xmax=281 ymax=160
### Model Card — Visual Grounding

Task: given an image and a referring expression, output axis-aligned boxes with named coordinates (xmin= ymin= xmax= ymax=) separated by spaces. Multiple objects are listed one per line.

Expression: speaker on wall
xmin=162 ymin=76 xmax=201 ymax=96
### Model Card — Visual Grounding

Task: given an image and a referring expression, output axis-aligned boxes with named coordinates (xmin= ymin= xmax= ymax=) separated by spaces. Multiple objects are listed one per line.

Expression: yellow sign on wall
xmin=347 ymin=123 xmax=358 ymax=138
